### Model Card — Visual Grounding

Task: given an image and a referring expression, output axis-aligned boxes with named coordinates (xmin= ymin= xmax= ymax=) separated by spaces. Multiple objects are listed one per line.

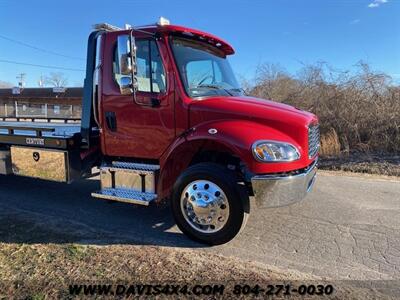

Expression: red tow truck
xmin=0 ymin=19 xmax=319 ymax=245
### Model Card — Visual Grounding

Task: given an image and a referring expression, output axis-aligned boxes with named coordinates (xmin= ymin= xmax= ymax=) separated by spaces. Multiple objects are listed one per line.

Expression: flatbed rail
xmin=0 ymin=117 xmax=81 ymax=123
xmin=0 ymin=124 xmax=55 ymax=137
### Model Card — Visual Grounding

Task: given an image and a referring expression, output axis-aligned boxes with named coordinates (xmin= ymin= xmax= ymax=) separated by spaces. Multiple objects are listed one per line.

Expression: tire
xmin=171 ymin=163 xmax=249 ymax=245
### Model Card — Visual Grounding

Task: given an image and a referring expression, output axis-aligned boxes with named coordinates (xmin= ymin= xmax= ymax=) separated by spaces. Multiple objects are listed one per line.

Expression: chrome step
xmin=91 ymin=188 xmax=157 ymax=206
xmin=100 ymin=161 xmax=159 ymax=194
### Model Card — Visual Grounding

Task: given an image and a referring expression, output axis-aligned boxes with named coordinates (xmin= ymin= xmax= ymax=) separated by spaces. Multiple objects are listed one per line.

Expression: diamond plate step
xmin=111 ymin=162 xmax=160 ymax=171
xmin=91 ymin=188 xmax=157 ymax=206
xmin=104 ymin=162 xmax=160 ymax=175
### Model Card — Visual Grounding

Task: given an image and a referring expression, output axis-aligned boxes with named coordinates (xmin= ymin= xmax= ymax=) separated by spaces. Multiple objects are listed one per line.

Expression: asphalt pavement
xmin=0 ymin=171 xmax=399 ymax=280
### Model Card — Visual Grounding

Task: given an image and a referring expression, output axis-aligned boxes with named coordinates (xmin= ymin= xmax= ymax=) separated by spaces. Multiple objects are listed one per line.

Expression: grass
xmin=0 ymin=216 xmax=397 ymax=299
xmin=0 ymin=215 xmax=289 ymax=298
xmin=320 ymin=128 xmax=341 ymax=157
xmin=0 ymin=243 xmax=288 ymax=299
xmin=28 ymin=294 xmax=45 ymax=300
xmin=1 ymin=243 xmax=395 ymax=299
xmin=64 ymin=244 xmax=91 ymax=259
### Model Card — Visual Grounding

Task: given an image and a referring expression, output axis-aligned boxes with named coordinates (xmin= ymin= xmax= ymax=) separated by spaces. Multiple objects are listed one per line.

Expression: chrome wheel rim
xmin=180 ymin=180 xmax=230 ymax=234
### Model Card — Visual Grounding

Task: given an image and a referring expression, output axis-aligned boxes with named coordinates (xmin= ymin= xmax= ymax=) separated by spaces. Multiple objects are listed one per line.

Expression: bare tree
xmin=45 ymin=72 xmax=68 ymax=87
xmin=249 ymin=62 xmax=400 ymax=154
xmin=0 ymin=80 xmax=13 ymax=88
xmin=251 ymin=63 xmax=300 ymax=102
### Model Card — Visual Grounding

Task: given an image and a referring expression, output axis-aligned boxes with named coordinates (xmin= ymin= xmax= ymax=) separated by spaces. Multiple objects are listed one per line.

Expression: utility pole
xmin=16 ymin=73 xmax=26 ymax=88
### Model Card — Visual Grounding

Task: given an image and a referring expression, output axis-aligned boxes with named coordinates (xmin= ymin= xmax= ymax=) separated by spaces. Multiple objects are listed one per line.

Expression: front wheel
xmin=171 ymin=163 xmax=248 ymax=245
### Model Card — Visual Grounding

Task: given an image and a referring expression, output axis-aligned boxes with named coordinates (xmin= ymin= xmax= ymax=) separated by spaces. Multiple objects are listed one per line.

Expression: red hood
xmin=188 ymin=96 xmax=319 ymax=171
xmin=186 ymin=95 xmax=319 ymax=174
xmin=189 ymin=96 xmax=317 ymax=144
xmin=190 ymin=95 xmax=315 ymax=120
xmin=228 ymin=96 xmax=311 ymax=116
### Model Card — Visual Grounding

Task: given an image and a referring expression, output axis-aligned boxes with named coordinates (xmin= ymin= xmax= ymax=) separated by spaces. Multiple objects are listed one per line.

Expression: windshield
xmin=171 ymin=37 xmax=243 ymax=98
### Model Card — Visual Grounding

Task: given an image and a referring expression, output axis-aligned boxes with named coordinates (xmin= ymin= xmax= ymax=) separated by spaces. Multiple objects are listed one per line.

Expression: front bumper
xmin=251 ymin=159 xmax=317 ymax=208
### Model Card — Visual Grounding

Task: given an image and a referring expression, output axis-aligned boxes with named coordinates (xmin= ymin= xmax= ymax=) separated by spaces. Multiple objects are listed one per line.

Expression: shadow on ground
xmin=0 ymin=175 xmax=203 ymax=248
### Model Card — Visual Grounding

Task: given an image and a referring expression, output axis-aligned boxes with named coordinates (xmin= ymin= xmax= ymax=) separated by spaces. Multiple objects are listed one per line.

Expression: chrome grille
xmin=308 ymin=124 xmax=320 ymax=158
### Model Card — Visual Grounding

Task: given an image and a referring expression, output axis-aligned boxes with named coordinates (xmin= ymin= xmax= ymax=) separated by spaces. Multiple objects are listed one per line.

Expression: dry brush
xmin=248 ymin=62 xmax=400 ymax=156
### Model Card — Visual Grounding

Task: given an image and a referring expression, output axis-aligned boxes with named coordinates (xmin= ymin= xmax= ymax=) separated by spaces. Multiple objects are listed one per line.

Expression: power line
xmin=0 ymin=59 xmax=85 ymax=72
xmin=0 ymin=34 xmax=85 ymax=61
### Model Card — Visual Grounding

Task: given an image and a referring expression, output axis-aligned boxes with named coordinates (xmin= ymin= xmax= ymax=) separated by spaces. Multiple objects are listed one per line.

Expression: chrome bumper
xmin=251 ymin=159 xmax=317 ymax=208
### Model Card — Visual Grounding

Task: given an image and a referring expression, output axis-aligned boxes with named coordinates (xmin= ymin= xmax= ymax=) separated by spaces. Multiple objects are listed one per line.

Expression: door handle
xmin=151 ymin=98 xmax=161 ymax=107
xmin=105 ymin=111 xmax=117 ymax=132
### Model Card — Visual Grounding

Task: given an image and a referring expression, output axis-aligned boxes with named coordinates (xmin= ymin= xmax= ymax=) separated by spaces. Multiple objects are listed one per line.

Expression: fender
xmin=157 ymin=119 xmax=305 ymax=200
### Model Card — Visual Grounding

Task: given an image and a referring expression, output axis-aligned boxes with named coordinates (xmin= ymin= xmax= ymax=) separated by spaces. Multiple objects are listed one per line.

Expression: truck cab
xmin=0 ymin=19 xmax=319 ymax=245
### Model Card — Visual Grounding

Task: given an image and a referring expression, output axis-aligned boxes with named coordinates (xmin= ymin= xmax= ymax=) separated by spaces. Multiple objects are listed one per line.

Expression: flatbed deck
xmin=0 ymin=121 xmax=82 ymax=150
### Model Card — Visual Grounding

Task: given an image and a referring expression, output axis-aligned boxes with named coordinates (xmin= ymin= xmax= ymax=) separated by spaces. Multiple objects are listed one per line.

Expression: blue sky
xmin=0 ymin=0 xmax=399 ymax=87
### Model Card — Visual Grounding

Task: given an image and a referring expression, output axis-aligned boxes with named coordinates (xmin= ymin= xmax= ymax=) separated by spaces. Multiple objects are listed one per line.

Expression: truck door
xmin=101 ymin=33 xmax=175 ymax=159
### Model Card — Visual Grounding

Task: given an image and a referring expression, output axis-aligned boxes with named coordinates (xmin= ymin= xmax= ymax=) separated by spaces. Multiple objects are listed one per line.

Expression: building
xmin=0 ymin=87 xmax=82 ymax=122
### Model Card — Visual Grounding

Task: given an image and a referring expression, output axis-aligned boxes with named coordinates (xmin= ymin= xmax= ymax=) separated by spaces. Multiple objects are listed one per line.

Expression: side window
xmin=136 ymin=40 xmax=151 ymax=92
xmin=114 ymin=39 xmax=166 ymax=94
xmin=150 ymin=40 xmax=166 ymax=93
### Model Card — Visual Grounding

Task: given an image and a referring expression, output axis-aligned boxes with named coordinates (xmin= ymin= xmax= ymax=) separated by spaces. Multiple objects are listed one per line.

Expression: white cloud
xmin=368 ymin=0 xmax=389 ymax=8
xmin=350 ymin=19 xmax=361 ymax=24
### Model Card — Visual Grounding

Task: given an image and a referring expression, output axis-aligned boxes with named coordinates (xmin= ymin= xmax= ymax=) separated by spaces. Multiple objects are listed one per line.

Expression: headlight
xmin=252 ymin=140 xmax=300 ymax=162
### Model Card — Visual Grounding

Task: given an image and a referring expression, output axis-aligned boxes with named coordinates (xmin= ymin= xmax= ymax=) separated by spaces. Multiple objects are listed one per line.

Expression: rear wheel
xmin=171 ymin=163 xmax=248 ymax=245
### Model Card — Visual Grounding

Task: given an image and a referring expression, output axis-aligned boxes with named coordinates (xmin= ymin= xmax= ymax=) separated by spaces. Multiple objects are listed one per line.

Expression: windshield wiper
xmin=195 ymin=84 xmax=234 ymax=96
xmin=229 ymin=87 xmax=247 ymax=95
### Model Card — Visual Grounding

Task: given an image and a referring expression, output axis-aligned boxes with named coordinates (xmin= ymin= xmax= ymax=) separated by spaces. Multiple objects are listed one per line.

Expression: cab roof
xmin=137 ymin=24 xmax=235 ymax=55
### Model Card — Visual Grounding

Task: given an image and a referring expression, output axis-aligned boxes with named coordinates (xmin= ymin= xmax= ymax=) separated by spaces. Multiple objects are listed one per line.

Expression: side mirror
xmin=116 ymin=33 xmax=138 ymax=96
xmin=119 ymin=76 xmax=133 ymax=95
